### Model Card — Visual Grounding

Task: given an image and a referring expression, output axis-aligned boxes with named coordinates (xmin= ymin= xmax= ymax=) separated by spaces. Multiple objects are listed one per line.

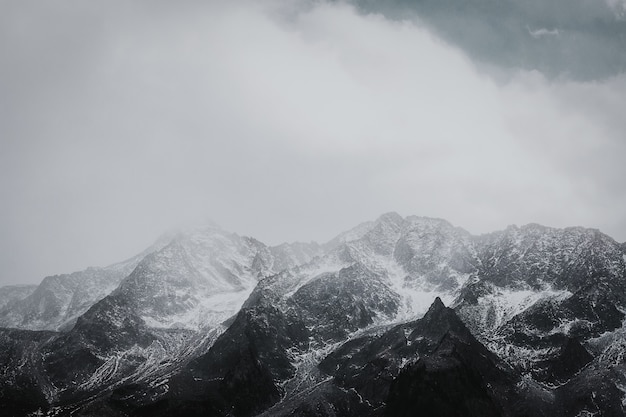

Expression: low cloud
xmin=1 ymin=0 xmax=625 ymax=284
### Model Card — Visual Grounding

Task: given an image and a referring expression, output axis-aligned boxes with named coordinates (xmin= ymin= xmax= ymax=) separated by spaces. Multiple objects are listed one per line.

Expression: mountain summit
xmin=0 ymin=214 xmax=625 ymax=416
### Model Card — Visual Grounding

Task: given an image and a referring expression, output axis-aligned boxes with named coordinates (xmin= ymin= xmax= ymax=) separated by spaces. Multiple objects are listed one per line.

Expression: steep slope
xmin=0 ymin=268 xmax=133 ymax=332
xmin=269 ymin=242 xmax=323 ymax=273
xmin=455 ymin=224 xmax=626 ymax=386
xmin=272 ymin=212 xmax=478 ymax=321
xmin=0 ymin=235 xmax=170 ymax=331
xmin=255 ymin=298 xmax=543 ymax=417
xmin=0 ymin=328 xmax=58 ymax=417
xmin=0 ymin=225 xmax=320 ymax=415
xmin=0 ymin=229 xmax=319 ymax=334
xmin=1 ymin=215 xmax=626 ymax=416
xmin=107 ymin=226 xmax=321 ymax=331
xmin=96 ymin=262 xmax=400 ymax=416
xmin=101 ymin=213 xmax=482 ymax=416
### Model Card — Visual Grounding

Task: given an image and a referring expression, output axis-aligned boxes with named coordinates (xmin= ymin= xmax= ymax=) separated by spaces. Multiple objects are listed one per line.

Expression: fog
xmin=1 ymin=0 xmax=625 ymax=285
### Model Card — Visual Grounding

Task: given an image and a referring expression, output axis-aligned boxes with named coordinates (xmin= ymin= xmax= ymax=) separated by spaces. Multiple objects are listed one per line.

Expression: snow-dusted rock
xmin=2 ymin=214 xmax=626 ymax=416
xmin=0 ymin=238 xmax=165 ymax=332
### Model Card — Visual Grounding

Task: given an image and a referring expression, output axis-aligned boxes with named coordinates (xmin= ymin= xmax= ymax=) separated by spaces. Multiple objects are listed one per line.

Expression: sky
xmin=1 ymin=0 xmax=626 ymax=285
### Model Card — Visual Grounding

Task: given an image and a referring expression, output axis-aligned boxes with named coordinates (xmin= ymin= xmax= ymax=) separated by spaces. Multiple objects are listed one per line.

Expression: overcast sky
xmin=2 ymin=0 xmax=626 ymax=286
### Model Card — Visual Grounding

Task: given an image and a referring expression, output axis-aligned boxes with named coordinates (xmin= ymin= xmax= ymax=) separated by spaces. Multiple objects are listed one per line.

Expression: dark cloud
xmin=1 ymin=0 xmax=625 ymax=285
xmin=352 ymin=0 xmax=626 ymax=80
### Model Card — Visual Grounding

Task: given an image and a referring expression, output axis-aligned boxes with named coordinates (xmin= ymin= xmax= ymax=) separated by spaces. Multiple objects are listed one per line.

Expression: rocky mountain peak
xmin=2 ymin=214 xmax=626 ymax=416
xmin=375 ymin=211 xmax=405 ymax=226
xmin=425 ymin=296 xmax=446 ymax=315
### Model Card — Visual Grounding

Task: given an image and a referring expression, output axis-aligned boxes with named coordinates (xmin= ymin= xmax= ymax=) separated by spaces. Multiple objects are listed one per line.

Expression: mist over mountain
xmin=2 ymin=0 xmax=626 ymax=289
xmin=1 ymin=213 xmax=626 ymax=416
xmin=2 ymin=0 xmax=626 ymax=415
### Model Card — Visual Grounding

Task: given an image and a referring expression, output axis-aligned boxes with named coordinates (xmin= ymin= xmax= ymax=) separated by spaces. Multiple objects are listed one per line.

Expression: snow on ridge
xmin=282 ymin=259 xmax=346 ymax=299
xmin=495 ymin=287 xmax=570 ymax=324
xmin=330 ymin=220 xmax=376 ymax=246
xmin=141 ymin=289 xmax=254 ymax=331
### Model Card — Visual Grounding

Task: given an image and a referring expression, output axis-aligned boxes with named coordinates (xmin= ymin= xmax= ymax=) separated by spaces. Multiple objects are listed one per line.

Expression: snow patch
xmin=462 ymin=285 xmax=571 ymax=335
xmin=382 ymin=256 xmax=459 ymax=321
xmin=283 ymin=259 xmax=346 ymax=299
xmin=142 ymin=289 xmax=253 ymax=330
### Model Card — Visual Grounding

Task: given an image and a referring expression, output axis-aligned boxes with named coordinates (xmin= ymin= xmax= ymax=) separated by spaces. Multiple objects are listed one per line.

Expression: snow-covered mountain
xmin=456 ymin=224 xmax=626 ymax=386
xmin=1 ymin=213 xmax=625 ymax=416
xmin=263 ymin=213 xmax=478 ymax=322
xmin=89 ymin=225 xmax=321 ymax=335
xmin=0 ymin=224 xmax=322 ymax=416
xmin=0 ymin=234 xmax=171 ymax=331
xmin=0 ymin=227 xmax=322 ymax=334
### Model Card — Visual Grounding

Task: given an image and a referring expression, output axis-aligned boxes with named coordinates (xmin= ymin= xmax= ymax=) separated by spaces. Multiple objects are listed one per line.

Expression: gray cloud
xmin=1 ymin=0 xmax=625 ymax=285
xmin=353 ymin=0 xmax=626 ymax=80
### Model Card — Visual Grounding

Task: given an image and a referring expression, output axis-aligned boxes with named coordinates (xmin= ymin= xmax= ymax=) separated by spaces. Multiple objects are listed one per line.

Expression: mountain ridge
xmin=1 ymin=213 xmax=625 ymax=416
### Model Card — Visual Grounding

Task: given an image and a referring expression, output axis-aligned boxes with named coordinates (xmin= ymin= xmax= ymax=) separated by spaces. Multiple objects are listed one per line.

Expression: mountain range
xmin=1 ymin=213 xmax=625 ymax=416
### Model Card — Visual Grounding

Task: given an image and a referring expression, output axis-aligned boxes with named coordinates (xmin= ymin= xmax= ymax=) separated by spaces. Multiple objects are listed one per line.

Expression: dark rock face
xmin=532 ymin=336 xmax=593 ymax=384
xmin=386 ymin=339 xmax=504 ymax=417
xmin=135 ymin=265 xmax=401 ymax=417
xmin=0 ymin=329 xmax=57 ymax=416
xmin=318 ymin=297 xmax=477 ymax=408
xmin=260 ymin=298 xmax=548 ymax=417
xmin=2 ymin=216 xmax=626 ymax=416
xmin=471 ymin=225 xmax=626 ymax=292
xmin=454 ymin=224 xmax=626 ymax=400
xmin=290 ymin=265 xmax=400 ymax=342
xmin=185 ymin=302 xmax=308 ymax=416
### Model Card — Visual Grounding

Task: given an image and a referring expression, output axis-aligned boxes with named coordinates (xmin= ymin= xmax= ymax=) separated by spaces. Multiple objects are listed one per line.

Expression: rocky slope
xmin=0 ymin=235 xmax=171 ymax=331
xmin=0 ymin=225 xmax=321 ymax=416
xmin=1 ymin=213 xmax=625 ymax=416
xmin=456 ymin=224 xmax=626 ymax=388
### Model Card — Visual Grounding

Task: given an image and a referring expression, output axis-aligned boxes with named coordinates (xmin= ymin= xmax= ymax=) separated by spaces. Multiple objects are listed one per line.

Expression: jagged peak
xmin=270 ymin=240 xmax=320 ymax=250
xmin=418 ymin=297 xmax=451 ymax=328
xmin=419 ymin=297 xmax=470 ymax=334
xmin=404 ymin=215 xmax=452 ymax=227
xmin=375 ymin=212 xmax=405 ymax=226
xmin=407 ymin=296 xmax=474 ymax=349
xmin=482 ymin=222 xmax=618 ymax=248
xmin=508 ymin=222 xmax=609 ymax=238
xmin=521 ymin=222 xmax=549 ymax=230
xmin=326 ymin=213 xmax=467 ymax=249
xmin=423 ymin=297 xmax=447 ymax=317
xmin=499 ymin=223 xmax=551 ymax=235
